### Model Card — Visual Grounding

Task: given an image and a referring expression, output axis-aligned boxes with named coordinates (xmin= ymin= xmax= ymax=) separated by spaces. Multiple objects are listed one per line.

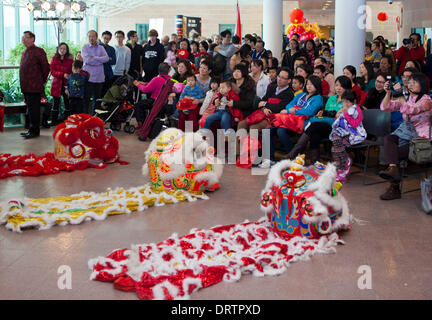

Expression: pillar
xmin=263 ymin=0 xmax=283 ymax=60
xmin=334 ymin=0 xmax=366 ymax=77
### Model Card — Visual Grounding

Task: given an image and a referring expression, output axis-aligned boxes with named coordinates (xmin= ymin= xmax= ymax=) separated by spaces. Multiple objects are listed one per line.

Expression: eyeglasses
xmin=375 ymin=80 xmax=386 ymax=84
xmin=277 ymin=75 xmax=290 ymax=81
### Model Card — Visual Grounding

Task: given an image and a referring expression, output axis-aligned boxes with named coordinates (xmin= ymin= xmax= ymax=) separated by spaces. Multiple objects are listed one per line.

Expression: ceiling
xmin=0 ymin=0 xmax=402 ymax=17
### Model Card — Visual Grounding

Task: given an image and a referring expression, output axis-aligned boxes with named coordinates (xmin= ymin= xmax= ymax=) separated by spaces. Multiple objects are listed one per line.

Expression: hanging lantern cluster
xmin=286 ymin=8 xmax=324 ymax=41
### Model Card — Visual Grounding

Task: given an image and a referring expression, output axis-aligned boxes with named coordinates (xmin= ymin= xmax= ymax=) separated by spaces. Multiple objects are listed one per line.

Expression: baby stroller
xmin=95 ymin=74 xmax=138 ymax=133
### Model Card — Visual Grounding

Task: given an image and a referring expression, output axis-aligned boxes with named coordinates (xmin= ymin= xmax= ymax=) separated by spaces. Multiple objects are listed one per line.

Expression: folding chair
xmin=348 ymin=109 xmax=391 ymax=185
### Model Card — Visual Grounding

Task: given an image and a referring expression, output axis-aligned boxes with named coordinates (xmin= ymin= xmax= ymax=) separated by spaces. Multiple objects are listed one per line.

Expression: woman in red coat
xmin=50 ymin=42 xmax=73 ymax=124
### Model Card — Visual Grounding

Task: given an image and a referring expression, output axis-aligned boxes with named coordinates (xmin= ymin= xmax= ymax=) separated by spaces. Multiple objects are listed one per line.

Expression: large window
xmin=3 ymin=6 xmax=16 ymax=61
xmin=137 ymin=24 xmax=149 ymax=43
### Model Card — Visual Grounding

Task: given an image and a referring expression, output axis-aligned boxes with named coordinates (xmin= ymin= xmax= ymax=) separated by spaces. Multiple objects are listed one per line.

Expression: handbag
xmin=408 ymin=115 xmax=432 ymax=164
xmin=245 ymin=109 xmax=266 ymax=126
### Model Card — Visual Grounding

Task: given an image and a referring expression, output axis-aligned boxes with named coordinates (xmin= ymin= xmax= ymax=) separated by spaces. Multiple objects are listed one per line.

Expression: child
xmin=164 ymin=41 xmax=177 ymax=68
xmin=330 ymin=90 xmax=367 ymax=183
xmin=177 ymin=73 xmax=204 ymax=131
xmin=199 ymin=78 xmax=220 ymax=128
xmin=67 ymin=60 xmax=89 ymax=115
xmin=203 ymin=80 xmax=240 ymax=136
xmin=267 ymin=66 xmax=278 ymax=85
xmin=313 ymin=65 xmax=330 ymax=97
xmin=292 ymin=75 xmax=305 ymax=97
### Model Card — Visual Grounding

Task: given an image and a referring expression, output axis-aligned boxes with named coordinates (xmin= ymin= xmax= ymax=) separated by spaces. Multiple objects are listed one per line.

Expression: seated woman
xmin=260 ymin=75 xmax=323 ymax=168
xmin=380 ymin=54 xmax=401 ymax=84
xmin=360 ymin=72 xmax=387 ymax=110
xmin=230 ymin=44 xmax=252 ymax=72
xmin=286 ymin=75 xmax=352 ymax=162
xmin=379 ymin=72 xmax=432 ymax=200
xmin=167 ymin=59 xmax=193 ymax=119
xmin=203 ymin=63 xmax=256 ymax=139
xmin=265 ymin=50 xmax=279 ymax=73
xmin=343 ymin=65 xmax=364 ymax=103
xmin=250 ymin=59 xmax=271 ymax=99
xmin=229 ymin=63 xmax=256 ymax=120
xmin=359 ymin=61 xmax=376 ymax=93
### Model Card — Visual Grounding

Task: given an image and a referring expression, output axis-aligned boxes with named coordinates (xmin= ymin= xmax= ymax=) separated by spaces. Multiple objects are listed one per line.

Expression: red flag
xmin=236 ymin=0 xmax=242 ymax=42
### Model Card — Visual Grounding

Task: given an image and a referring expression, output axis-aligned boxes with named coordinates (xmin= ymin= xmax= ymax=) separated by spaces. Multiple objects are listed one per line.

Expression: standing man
xmin=170 ymin=33 xmax=178 ymax=43
xmin=81 ymin=30 xmax=109 ymax=114
xmin=161 ymin=35 xmax=170 ymax=52
xmin=19 ymin=31 xmax=50 ymax=139
xmin=126 ymin=30 xmax=143 ymax=80
xmin=394 ymin=32 xmax=426 ymax=75
xmin=214 ymin=29 xmax=236 ymax=80
xmin=101 ymin=31 xmax=117 ymax=97
xmin=112 ymin=30 xmax=131 ymax=83
xmin=252 ymin=40 xmax=268 ymax=61
xmin=142 ymin=29 xmax=165 ymax=82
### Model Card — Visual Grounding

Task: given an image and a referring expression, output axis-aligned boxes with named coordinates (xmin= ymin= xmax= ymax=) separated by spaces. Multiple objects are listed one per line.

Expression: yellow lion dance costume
xmin=0 ymin=128 xmax=223 ymax=232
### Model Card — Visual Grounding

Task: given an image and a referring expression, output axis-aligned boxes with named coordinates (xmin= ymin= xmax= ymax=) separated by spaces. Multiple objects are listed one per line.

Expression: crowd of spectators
xmin=17 ymin=27 xmax=432 ymax=201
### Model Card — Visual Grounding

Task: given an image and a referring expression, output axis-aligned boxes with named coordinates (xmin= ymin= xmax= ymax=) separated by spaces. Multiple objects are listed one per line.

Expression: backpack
xmin=213 ymin=53 xmax=227 ymax=77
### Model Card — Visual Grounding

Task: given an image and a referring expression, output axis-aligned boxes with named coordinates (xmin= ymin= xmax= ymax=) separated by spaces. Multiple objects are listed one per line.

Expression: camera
xmin=386 ymin=76 xmax=404 ymax=98
xmin=403 ymin=38 xmax=414 ymax=46
xmin=388 ymin=0 xmax=393 ymax=4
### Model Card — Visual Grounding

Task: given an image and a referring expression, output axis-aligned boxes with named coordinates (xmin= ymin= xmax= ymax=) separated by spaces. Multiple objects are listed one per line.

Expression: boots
xmin=50 ymin=110 xmax=60 ymax=126
xmin=309 ymin=148 xmax=321 ymax=164
xmin=286 ymin=133 xmax=310 ymax=160
xmin=380 ymin=182 xmax=402 ymax=200
xmin=42 ymin=112 xmax=50 ymax=128
xmin=379 ymin=165 xmax=401 ymax=182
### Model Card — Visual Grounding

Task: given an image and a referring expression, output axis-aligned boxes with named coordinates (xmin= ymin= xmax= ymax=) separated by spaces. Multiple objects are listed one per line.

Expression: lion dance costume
xmin=0 ymin=114 xmax=124 ymax=178
xmin=0 ymin=128 xmax=223 ymax=232
xmin=88 ymin=155 xmax=351 ymax=300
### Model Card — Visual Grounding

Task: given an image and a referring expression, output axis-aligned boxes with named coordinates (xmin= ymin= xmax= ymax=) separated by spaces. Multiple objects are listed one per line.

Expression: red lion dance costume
xmin=0 ymin=114 xmax=125 ymax=178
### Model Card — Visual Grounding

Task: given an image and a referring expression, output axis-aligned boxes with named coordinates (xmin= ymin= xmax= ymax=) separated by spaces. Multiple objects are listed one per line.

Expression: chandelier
xmin=26 ymin=1 xmax=87 ymax=16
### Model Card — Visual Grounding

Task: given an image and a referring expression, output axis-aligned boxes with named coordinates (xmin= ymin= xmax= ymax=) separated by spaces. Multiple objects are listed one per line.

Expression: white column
xmin=334 ymin=0 xmax=366 ymax=77
xmin=263 ymin=0 xmax=283 ymax=60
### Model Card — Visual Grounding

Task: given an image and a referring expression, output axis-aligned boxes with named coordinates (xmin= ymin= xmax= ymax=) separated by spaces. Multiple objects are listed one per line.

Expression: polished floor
xmin=1 ymin=126 xmax=432 ymax=300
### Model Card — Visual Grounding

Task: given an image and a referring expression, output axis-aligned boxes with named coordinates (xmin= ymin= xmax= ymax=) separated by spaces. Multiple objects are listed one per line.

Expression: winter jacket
xmin=50 ymin=55 xmax=73 ymax=97
xmin=232 ymin=77 xmax=257 ymax=118
xmin=286 ymin=92 xmax=323 ymax=118
xmin=137 ymin=74 xmax=171 ymax=100
xmin=19 ymin=45 xmax=50 ymax=94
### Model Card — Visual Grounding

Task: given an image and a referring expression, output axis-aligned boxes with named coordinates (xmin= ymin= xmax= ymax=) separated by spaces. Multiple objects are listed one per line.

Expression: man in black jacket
xmin=126 ymin=30 xmax=143 ymax=80
xmin=238 ymin=67 xmax=294 ymax=132
xmin=142 ymin=29 xmax=165 ymax=82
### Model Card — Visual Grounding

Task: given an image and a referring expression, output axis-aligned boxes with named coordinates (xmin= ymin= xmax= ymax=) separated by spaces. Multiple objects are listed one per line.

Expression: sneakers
xmin=336 ymin=158 xmax=352 ymax=183
xmin=258 ymin=159 xmax=276 ymax=169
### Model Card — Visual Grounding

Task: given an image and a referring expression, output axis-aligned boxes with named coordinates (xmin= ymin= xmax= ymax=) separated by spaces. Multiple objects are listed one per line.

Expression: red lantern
xmin=290 ymin=8 xmax=304 ymax=24
xmin=377 ymin=12 xmax=388 ymax=22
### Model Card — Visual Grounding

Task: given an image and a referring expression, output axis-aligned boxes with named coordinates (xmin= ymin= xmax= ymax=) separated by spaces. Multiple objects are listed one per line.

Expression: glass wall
xmin=0 ymin=4 xmax=95 ymax=65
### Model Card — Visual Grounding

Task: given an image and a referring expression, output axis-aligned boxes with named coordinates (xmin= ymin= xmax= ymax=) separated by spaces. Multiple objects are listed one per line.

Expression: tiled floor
xmin=1 ymin=127 xmax=431 ymax=300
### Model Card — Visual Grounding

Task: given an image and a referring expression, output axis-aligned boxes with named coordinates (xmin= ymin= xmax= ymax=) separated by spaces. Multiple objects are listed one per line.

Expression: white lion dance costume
xmin=88 ymin=155 xmax=351 ymax=300
xmin=0 ymin=128 xmax=223 ymax=232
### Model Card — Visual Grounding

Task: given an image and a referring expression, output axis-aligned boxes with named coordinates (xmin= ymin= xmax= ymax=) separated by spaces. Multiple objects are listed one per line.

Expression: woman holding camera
xmin=378 ymin=72 xmax=432 ymax=200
